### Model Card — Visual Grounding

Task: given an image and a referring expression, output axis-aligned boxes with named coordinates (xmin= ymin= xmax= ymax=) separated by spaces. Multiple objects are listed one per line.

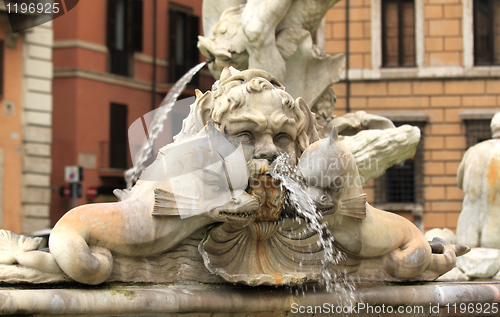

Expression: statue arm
xmin=240 ymin=0 xmax=293 ymax=81
xmin=456 ymin=148 xmax=470 ymax=190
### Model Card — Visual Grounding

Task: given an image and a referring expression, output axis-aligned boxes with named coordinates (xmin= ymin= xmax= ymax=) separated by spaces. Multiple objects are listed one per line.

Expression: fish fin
xmin=114 ymin=188 xmax=131 ymax=201
xmin=328 ymin=126 xmax=339 ymax=143
xmin=152 ymin=188 xmax=200 ymax=216
xmin=338 ymin=194 xmax=367 ymax=219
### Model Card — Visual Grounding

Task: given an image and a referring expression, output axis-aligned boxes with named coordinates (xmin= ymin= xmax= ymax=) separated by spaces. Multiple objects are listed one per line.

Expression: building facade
xmin=51 ymin=0 xmax=213 ymax=224
xmin=0 ymin=6 xmax=54 ymax=234
xmin=325 ymin=0 xmax=500 ymax=231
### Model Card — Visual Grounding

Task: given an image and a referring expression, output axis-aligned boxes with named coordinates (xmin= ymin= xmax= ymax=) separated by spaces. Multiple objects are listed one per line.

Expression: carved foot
xmin=0 ymin=230 xmax=43 ymax=265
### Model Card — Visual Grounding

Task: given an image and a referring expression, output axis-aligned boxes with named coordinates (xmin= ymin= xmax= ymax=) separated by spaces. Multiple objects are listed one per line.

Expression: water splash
xmin=271 ymin=153 xmax=357 ymax=303
xmin=125 ymin=61 xmax=209 ymax=187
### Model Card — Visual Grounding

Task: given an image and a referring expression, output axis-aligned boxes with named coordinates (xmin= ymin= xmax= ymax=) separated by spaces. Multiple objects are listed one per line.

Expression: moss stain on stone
xmin=109 ymin=289 xmax=136 ymax=298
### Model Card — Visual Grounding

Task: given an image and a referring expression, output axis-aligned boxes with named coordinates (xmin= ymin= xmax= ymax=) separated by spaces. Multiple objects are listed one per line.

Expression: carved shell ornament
xmin=199 ymin=150 xmax=361 ymax=286
xmin=200 ymin=158 xmax=326 ymax=286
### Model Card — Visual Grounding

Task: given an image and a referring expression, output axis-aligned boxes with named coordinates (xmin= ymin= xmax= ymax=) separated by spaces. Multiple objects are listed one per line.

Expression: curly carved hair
xmin=175 ymin=69 xmax=318 ymax=154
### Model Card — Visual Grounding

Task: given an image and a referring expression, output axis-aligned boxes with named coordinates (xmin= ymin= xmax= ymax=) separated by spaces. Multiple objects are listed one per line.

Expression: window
xmin=107 ymin=0 xmax=143 ymax=76
xmin=381 ymin=0 xmax=416 ymax=67
xmin=169 ymin=4 xmax=200 ymax=83
xmin=375 ymin=121 xmax=425 ymax=205
xmin=374 ymin=120 xmax=426 ymax=229
xmin=463 ymin=119 xmax=493 ymax=148
xmin=473 ymin=0 xmax=500 ymax=65
xmin=109 ymin=103 xmax=128 ymax=169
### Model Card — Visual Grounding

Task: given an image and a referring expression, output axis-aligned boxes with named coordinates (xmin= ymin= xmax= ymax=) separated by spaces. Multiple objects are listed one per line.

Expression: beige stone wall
xmin=332 ymin=79 xmax=500 ymax=231
xmin=326 ymin=0 xmax=372 ymax=69
xmin=425 ymin=0 xmax=463 ymax=67
xmin=325 ymin=1 xmax=500 ymax=231
xmin=21 ymin=23 xmax=53 ymax=234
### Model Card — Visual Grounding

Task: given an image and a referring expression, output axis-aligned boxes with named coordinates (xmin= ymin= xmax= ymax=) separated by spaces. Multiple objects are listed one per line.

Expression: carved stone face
xmin=218 ymin=89 xmax=299 ymax=164
xmin=216 ymin=89 xmax=298 ymax=221
xmin=197 ymin=6 xmax=249 ymax=79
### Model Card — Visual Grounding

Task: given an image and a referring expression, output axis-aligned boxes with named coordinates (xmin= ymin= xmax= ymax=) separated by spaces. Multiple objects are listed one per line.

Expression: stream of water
xmin=125 ymin=61 xmax=209 ymax=187
xmin=271 ymin=153 xmax=357 ymax=303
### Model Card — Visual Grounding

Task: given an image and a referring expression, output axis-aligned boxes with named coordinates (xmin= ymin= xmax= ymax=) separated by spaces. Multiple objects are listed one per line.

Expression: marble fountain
xmin=1 ymin=0 xmax=500 ymax=316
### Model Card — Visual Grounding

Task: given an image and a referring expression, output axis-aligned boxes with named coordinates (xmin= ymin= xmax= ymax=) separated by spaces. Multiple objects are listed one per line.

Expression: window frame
xmin=472 ymin=0 xmax=500 ymax=66
xmin=371 ymin=0 xmax=424 ymax=73
xmin=459 ymin=110 xmax=496 ymax=148
xmin=381 ymin=0 xmax=417 ymax=67
xmin=106 ymin=0 xmax=143 ymax=77
xmin=374 ymin=120 xmax=426 ymax=207
xmin=371 ymin=113 xmax=429 ymax=231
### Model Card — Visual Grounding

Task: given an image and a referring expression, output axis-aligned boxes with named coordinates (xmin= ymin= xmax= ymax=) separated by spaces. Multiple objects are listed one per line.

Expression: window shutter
xmin=109 ymin=103 xmax=129 ymax=169
xmin=106 ymin=0 xmax=118 ymax=49
xmin=187 ymin=14 xmax=199 ymax=66
xmin=131 ymin=0 xmax=143 ymax=52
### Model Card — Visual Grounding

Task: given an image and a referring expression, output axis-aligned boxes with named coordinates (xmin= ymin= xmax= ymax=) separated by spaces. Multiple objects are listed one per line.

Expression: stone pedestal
xmin=1 ymin=282 xmax=499 ymax=316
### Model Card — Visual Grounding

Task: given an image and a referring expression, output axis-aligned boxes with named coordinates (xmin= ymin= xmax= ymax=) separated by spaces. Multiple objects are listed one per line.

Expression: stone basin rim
xmin=0 ymin=281 xmax=499 ymax=316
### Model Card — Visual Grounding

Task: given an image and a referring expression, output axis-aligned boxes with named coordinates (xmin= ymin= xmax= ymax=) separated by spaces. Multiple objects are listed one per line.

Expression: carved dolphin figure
xmin=4 ymin=124 xmax=259 ymax=285
xmin=296 ymin=128 xmax=469 ymax=280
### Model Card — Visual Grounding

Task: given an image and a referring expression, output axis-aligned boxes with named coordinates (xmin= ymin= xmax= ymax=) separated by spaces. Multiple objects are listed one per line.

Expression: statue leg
xmin=241 ymin=0 xmax=292 ymax=82
xmin=49 ymin=230 xmax=113 ymax=285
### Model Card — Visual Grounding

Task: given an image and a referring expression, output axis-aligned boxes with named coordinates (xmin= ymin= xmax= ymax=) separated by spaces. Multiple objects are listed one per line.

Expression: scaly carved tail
xmin=426 ymin=237 xmax=470 ymax=276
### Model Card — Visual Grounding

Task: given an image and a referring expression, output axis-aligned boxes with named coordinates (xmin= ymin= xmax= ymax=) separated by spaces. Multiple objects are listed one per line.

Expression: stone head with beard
xmin=176 ymin=67 xmax=319 ymax=220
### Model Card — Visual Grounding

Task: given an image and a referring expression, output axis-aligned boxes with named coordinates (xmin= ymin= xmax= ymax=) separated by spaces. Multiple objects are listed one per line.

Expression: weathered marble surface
xmin=0 ymin=69 xmax=464 ymax=286
xmin=199 ymin=0 xmax=343 ymax=109
xmin=341 ymin=125 xmax=420 ymax=184
xmin=425 ymin=228 xmax=457 ymax=245
xmin=1 ymin=282 xmax=500 ymax=316
xmin=426 ymin=227 xmax=500 ymax=280
xmin=332 ymin=111 xmax=396 ymax=136
xmin=457 ymin=112 xmax=500 ymax=249
xmin=436 ymin=267 xmax=470 ymax=282
xmin=457 ymin=248 xmax=500 ymax=279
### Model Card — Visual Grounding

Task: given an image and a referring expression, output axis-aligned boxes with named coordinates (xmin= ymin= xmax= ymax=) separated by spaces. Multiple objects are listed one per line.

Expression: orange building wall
xmin=51 ymin=0 xmax=208 ymax=224
xmin=0 ymin=20 xmax=24 ymax=233
xmin=325 ymin=0 xmax=499 ymax=231
xmin=51 ymin=77 xmax=155 ymax=222
xmin=326 ymin=0 xmax=372 ymax=69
